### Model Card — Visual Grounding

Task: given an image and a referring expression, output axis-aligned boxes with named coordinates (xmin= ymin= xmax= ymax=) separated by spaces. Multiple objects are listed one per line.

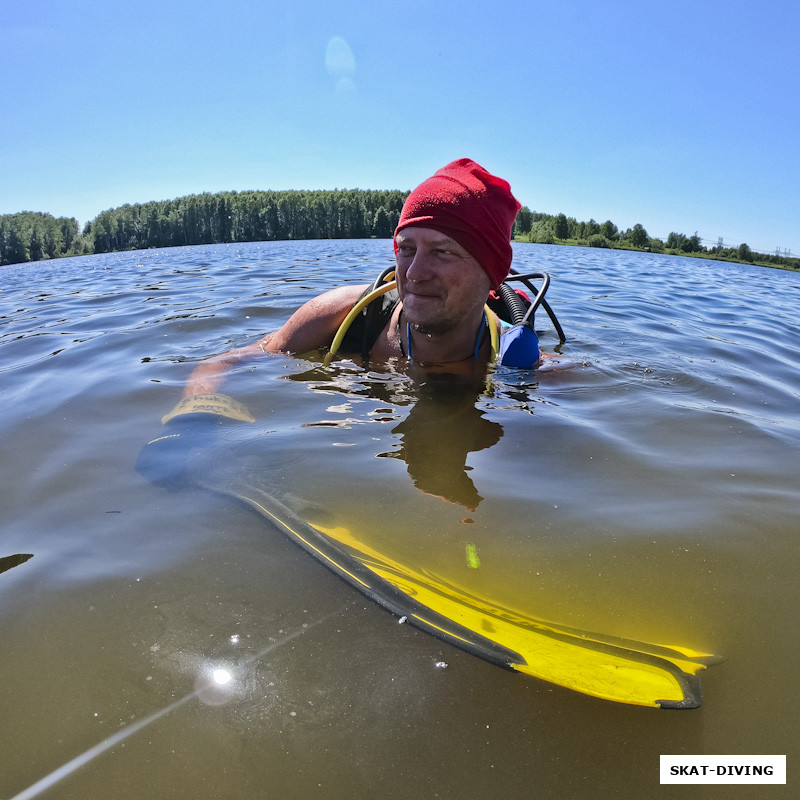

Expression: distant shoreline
xmin=512 ymin=236 xmax=800 ymax=273
xmin=2 ymin=191 xmax=798 ymax=272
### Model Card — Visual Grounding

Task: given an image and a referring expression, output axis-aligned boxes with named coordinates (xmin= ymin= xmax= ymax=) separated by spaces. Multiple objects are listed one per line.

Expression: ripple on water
xmin=1 ymin=241 xmax=799 ymax=799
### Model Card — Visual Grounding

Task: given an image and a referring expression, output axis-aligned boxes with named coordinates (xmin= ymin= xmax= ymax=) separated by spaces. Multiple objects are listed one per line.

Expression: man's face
xmin=394 ymin=227 xmax=491 ymax=336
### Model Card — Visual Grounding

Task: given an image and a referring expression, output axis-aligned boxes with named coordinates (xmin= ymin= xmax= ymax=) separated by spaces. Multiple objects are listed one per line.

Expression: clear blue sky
xmin=2 ymin=0 xmax=798 ymax=254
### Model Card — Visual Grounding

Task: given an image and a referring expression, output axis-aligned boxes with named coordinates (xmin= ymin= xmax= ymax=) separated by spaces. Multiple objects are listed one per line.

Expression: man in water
xmin=182 ymin=158 xmax=526 ymax=397
xmin=145 ymin=159 xmax=526 ymax=506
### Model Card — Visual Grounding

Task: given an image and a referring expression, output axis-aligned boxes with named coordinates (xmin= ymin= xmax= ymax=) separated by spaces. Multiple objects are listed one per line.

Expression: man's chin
xmin=407 ymin=317 xmax=454 ymax=336
xmin=403 ymin=297 xmax=446 ymax=334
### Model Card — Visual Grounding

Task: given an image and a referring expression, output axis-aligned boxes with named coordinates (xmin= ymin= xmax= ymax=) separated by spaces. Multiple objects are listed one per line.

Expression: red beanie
xmin=394 ymin=158 xmax=521 ymax=289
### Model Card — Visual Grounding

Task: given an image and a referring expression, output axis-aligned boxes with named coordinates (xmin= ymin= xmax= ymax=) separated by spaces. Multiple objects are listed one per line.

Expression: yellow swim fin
xmin=208 ymin=477 xmax=717 ymax=709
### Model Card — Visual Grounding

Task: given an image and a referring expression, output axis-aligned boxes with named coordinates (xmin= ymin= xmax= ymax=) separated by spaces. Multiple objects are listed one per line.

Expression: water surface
xmin=1 ymin=241 xmax=797 ymax=798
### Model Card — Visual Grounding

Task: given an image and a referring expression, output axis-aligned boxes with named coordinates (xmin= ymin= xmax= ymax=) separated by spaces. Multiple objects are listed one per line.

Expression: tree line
xmin=0 ymin=212 xmax=86 ymax=266
xmin=2 ymin=190 xmax=797 ymax=272
xmin=0 ymin=189 xmax=407 ymax=266
xmin=512 ymin=208 xmax=799 ymax=270
xmin=83 ymin=189 xmax=408 ymax=254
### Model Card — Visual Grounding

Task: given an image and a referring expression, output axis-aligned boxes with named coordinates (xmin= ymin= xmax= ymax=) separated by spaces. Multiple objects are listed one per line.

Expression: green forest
xmin=513 ymin=209 xmax=799 ymax=270
xmin=1 ymin=189 xmax=797 ymax=272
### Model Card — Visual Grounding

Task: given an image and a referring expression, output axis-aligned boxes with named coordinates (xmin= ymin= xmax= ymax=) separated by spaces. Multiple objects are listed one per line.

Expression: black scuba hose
xmin=540 ymin=297 xmax=566 ymax=343
xmin=498 ymin=283 xmax=531 ymax=327
xmin=506 ymin=270 xmax=566 ymax=344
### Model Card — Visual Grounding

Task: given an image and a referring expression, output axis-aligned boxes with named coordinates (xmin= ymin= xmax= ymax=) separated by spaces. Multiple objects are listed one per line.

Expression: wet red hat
xmin=395 ymin=158 xmax=521 ymax=289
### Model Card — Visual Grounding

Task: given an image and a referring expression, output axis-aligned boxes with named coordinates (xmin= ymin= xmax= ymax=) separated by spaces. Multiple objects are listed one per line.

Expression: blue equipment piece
xmin=495 ymin=274 xmax=562 ymax=369
xmin=499 ymin=324 xmax=540 ymax=368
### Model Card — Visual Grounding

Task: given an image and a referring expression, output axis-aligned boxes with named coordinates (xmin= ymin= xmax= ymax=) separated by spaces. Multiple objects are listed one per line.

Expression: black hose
xmin=503 ymin=271 xmax=566 ymax=343
xmin=540 ymin=297 xmax=566 ymax=343
xmin=498 ymin=283 xmax=530 ymax=327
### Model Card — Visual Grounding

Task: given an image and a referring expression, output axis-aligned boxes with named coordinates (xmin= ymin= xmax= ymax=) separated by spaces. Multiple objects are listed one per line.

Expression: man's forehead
xmin=395 ymin=229 xmax=461 ymax=248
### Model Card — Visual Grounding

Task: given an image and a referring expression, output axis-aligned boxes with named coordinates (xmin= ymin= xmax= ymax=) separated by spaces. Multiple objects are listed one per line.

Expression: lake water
xmin=1 ymin=240 xmax=797 ymax=798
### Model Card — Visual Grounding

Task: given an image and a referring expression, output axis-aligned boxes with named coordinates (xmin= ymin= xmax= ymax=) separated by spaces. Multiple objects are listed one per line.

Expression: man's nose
xmin=405 ymin=250 xmax=433 ymax=282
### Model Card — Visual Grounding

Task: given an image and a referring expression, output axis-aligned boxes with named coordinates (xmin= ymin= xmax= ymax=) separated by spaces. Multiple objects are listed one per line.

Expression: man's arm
xmin=182 ymin=284 xmax=368 ymax=397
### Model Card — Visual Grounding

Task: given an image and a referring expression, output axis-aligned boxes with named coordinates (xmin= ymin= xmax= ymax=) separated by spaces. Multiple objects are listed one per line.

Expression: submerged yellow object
xmin=208 ymin=476 xmax=717 ymax=709
xmin=161 ymin=393 xmax=255 ymax=424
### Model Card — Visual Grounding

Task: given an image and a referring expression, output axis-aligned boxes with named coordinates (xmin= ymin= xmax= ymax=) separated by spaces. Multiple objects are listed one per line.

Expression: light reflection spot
xmin=212 ymin=668 xmax=232 ymax=685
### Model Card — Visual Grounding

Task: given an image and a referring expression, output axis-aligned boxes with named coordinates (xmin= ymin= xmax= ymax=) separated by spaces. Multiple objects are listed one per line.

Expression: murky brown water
xmin=2 ymin=241 xmax=797 ymax=798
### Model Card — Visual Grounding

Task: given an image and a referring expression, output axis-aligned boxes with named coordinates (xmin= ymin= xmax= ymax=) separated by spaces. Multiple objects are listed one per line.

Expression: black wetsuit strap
xmin=339 ymin=286 xmax=400 ymax=357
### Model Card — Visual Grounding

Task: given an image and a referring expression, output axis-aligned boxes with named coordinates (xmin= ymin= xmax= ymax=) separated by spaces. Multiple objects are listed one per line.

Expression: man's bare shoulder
xmin=260 ymin=283 xmax=370 ymax=354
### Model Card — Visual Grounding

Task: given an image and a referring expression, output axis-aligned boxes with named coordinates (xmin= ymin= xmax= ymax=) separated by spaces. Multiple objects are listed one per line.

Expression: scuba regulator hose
xmin=496 ymin=271 xmax=565 ymax=369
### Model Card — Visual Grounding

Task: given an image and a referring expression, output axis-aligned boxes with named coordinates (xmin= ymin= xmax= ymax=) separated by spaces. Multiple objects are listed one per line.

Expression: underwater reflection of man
xmin=180 ymin=158 xmax=528 ymax=396
xmin=384 ymin=383 xmax=504 ymax=512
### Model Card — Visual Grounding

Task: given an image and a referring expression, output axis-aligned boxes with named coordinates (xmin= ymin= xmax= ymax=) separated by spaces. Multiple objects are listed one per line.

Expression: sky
xmin=2 ymin=0 xmax=798 ymax=255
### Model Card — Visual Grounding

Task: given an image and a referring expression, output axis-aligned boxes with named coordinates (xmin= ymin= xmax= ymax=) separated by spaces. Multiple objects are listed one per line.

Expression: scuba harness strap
xmin=338 ymin=284 xmax=401 ymax=358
